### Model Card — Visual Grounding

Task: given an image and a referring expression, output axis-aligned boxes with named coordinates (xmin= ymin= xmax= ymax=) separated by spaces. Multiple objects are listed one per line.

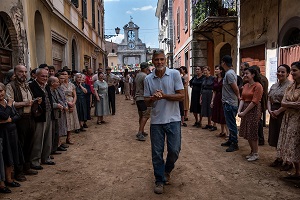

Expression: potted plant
xmin=218 ymin=0 xmax=228 ymax=16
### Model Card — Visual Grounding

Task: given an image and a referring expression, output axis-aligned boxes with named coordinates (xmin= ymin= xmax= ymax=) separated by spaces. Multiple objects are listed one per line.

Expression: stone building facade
xmin=117 ymin=20 xmax=147 ymax=68
xmin=240 ymin=0 xmax=300 ymax=86
xmin=0 ymin=0 xmax=106 ymax=81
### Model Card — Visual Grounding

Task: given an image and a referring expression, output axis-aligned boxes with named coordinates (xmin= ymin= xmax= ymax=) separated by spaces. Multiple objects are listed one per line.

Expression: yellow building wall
xmin=23 ymin=0 xmax=105 ymax=71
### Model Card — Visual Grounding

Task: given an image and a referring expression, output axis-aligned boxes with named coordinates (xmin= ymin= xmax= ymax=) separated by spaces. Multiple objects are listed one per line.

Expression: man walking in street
xmin=6 ymin=65 xmax=38 ymax=181
xmin=105 ymin=67 xmax=120 ymax=115
xmin=220 ymin=55 xmax=240 ymax=152
xmin=144 ymin=49 xmax=184 ymax=194
xmin=135 ymin=62 xmax=151 ymax=141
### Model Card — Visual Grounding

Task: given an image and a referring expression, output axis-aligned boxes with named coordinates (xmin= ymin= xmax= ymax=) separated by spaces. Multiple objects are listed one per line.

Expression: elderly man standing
xmin=144 ymin=49 xmax=184 ymax=194
xmin=29 ymin=68 xmax=55 ymax=170
xmin=6 ymin=65 xmax=38 ymax=181
xmin=105 ymin=67 xmax=120 ymax=115
xmin=48 ymin=76 xmax=67 ymax=154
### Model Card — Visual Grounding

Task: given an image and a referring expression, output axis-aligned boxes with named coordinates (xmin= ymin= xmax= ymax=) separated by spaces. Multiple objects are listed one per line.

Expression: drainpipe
xmin=236 ymin=0 xmax=241 ymax=75
xmin=276 ymin=0 xmax=280 ymax=62
xmin=168 ymin=0 xmax=173 ymax=68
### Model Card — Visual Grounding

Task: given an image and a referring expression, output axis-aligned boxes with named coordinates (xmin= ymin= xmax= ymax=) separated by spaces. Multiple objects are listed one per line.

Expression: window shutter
xmin=92 ymin=0 xmax=95 ymax=28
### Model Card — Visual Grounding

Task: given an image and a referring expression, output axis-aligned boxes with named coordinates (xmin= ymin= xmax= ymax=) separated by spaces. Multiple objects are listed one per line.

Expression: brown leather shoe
xmin=15 ymin=174 xmax=27 ymax=182
xmin=24 ymin=169 xmax=38 ymax=175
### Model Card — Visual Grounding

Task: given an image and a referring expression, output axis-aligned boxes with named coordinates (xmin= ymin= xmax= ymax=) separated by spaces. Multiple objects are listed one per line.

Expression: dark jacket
xmin=29 ymin=80 xmax=54 ymax=122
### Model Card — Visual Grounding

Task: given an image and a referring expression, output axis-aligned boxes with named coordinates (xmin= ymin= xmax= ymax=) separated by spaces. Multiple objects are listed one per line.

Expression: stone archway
xmin=34 ymin=11 xmax=45 ymax=65
xmin=279 ymin=17 xmax=300 ymax=47
xmin=214 ymin=42 xmax=231 ymax=68
xmin=278 ymin=17 xmax=300 ymax=66
xmin=0 ymin=12 xmax=18 ymax=82
xmin=219 ymin=43 xmax=231 ymax=64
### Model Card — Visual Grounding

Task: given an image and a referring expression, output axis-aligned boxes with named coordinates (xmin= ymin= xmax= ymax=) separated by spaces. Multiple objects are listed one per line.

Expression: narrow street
xmin=2 ymin=95 xmax=300 ymax=200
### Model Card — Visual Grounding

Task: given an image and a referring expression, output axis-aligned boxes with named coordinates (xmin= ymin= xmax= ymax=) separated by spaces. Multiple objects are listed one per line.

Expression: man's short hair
xmin=140 ymin=62 xmax=149 ymax=69
xmin=221 ymin=55 xmax=232 ymax=67
xmin=38 ymin=64 xmax=48 ymax=69
xmin=152 ymin=49 xmax=165 ymax=57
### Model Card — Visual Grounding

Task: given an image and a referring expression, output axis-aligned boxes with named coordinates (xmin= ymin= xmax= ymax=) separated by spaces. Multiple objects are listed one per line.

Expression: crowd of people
xmin=187 ymin=56 xmax=300 ymax=180
xmin=0 ymin=64 xmax=122 ymax=194
xmin=0 ymin=51 xmax=299 ymax=195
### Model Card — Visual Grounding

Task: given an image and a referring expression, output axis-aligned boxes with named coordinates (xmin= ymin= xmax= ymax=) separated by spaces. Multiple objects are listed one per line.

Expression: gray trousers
xmin=30 ymin=111 xmax=52 ymax=166
xmin=0 ymin=139 xmax=5 ymax=181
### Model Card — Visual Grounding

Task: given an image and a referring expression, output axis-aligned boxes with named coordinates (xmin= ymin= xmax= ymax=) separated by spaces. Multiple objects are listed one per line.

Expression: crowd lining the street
xmin=0 ymin=52 xmax=299 ymax=195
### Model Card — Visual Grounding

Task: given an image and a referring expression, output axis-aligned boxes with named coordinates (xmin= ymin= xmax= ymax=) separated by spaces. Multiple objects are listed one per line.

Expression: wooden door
xmin=0 ymin=48 xmax=12 ymax=82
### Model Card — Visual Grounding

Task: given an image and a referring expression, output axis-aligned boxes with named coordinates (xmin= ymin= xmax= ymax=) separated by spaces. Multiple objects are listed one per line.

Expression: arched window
xmin=282 ymin=28 xmax=300 ymax=46
xmin=72 ymin=39 xmax=78 ymax=70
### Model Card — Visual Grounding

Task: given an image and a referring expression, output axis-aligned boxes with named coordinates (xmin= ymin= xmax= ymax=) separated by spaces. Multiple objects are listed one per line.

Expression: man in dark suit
xmin=29 ymin=68 xmax=55 ymax=170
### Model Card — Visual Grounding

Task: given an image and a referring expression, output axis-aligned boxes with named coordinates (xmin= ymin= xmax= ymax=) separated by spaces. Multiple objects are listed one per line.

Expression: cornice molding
xmin=51 ymin=7 xmax=105 ymax=54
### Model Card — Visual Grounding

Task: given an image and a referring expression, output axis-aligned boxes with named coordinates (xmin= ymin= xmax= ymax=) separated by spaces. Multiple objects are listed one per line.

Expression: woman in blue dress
xmin=74 ymin=73 xmax=88 ymax=131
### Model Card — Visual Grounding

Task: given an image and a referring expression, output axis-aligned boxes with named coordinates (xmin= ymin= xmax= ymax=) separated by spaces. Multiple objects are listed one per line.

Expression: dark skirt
xmin=211 ymin=91 xmax=226 ymax=124
xmin=0 ymin=123 xmax=24 ymax=167
xmin=190 ymin=88 xmax=201 ymax=113
xmin=268 ymin=103 xmax=285 ymax=147
xmin=76 ymin=95 xmax=88 ymax=121
xmin=179 ymin=101 xmax=184 ymax=117
xmin=201 ymin=90 xmax=213 ymax=117
xmin=239 ymin=102 xmax=261 ymax=141
xmin=0 ymin=138 xmax=5 ymax=181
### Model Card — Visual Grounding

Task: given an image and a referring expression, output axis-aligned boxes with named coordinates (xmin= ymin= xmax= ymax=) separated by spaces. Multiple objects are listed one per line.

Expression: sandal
xmin=97 ymin=121 xmax=101 ymax=125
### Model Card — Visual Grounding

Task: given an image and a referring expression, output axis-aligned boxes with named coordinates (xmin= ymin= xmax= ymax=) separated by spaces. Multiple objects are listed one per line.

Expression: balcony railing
xmin=193 ymin=0 xmax=237 ymax=29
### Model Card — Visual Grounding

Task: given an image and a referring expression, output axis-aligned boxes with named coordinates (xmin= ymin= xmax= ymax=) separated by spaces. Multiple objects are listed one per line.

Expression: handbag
xmin=31 ymin=100 xmax=43 ymax=117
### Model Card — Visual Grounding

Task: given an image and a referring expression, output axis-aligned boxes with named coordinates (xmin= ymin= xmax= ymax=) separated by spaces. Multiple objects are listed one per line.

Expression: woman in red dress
xmin=210 ymin=65 xmax=227 ymax=136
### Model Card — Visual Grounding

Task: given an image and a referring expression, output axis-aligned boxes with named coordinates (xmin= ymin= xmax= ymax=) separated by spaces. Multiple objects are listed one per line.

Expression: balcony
xmin=193 ymin=0 xmax=237 ymax=33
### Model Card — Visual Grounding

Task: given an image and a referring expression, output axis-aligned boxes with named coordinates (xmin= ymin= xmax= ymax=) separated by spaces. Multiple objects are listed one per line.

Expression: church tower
xmin=117 ymin=18 xmax=147 ymax=68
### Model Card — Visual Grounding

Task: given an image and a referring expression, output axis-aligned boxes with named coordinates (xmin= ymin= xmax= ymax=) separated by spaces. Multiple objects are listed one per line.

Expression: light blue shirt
xmin=144 ymin=67 xmax=184 ymax=124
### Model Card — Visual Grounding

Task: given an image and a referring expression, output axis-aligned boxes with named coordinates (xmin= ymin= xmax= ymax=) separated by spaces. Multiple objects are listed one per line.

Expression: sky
xmin=104 ymin=0 xmax=159 ymax=48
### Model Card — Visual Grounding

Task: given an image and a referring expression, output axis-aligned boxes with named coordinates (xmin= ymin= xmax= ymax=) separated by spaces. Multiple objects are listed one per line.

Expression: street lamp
xmin=158 ymin=33 xmax=163 ymax=41
xmin=105 ymin=27 xmax=121 ymax=39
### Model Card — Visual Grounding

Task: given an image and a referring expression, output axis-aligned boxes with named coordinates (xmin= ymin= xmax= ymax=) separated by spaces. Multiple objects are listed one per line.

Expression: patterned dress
xmin=53 ymin=87 xmax=68 ymax=136
xmin=239 ymin=82 xmax=263 ymax=141
xmin=60 ymin=82 xmax=80 ymax=131
xmin=267 ymin=80 xmax=292 ymax=147
xmin=277 ymin=82 xmax=300 ymax=163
